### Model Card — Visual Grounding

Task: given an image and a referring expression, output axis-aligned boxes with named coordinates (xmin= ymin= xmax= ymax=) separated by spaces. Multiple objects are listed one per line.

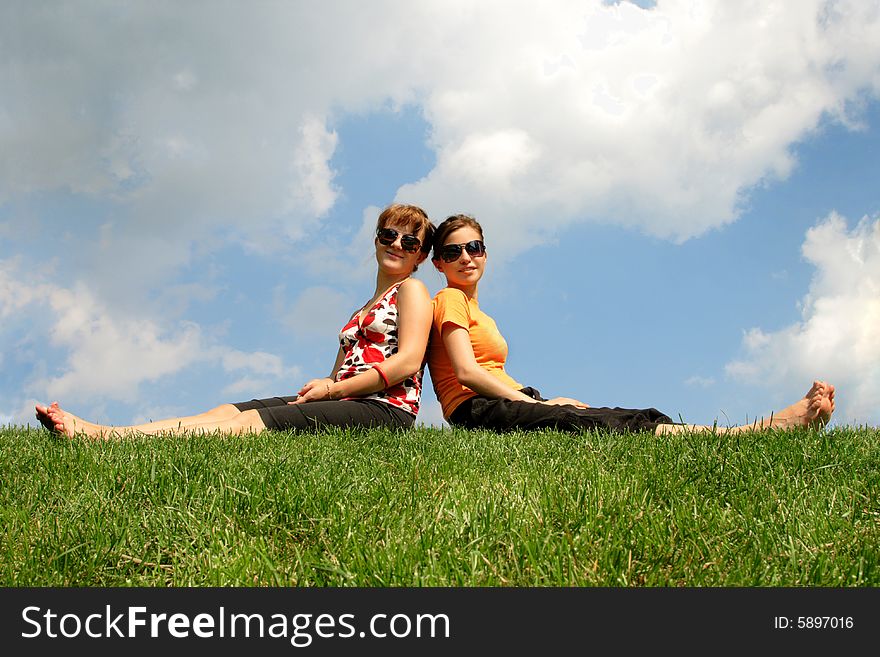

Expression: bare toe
xmin=815 ymin=396 xmax=833 ymax=427
xmin=35 ymin=404 xmax=56 ymax=432
xmin=819 ymin=382 xmax=835 ymax=416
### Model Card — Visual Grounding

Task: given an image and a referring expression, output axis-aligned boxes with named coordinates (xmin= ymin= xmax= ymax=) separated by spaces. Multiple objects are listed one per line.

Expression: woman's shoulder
xmin=396 ymin=277 xmax=430 ymax=301
xmin=432 ymin=288 xmax=471 ymax=324
xmin=393 ymin=278 xmax=431 ymax=313
xmin=432 ymin=286 xmax=469 ymax=304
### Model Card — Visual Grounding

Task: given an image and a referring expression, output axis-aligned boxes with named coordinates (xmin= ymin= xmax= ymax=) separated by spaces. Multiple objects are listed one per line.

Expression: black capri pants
xmin=232 ymin=396 xmax=414 ymax=431
xmin=448 ymin=387 xmax=673 ymax=434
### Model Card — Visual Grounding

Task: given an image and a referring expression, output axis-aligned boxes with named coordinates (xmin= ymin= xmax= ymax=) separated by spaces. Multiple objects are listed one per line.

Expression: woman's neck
xmin=447 ymin=281 xmax=478 ymax=301
xmin=374 ymin=270 xmax=411 ymax=296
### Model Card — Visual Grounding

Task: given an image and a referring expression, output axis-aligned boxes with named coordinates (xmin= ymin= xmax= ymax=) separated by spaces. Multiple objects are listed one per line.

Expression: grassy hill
xmin=2 ymin=424 xmax=877 ymax=586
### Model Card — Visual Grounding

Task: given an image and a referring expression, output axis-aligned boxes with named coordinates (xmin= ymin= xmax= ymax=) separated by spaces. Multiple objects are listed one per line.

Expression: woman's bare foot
xmin=40 ymin=402 xmax=108 ymax=439
xmin=759 ymin=380 xmax=835 ymax=430
xmin=655 ymin=380 xmax=836 ymax=435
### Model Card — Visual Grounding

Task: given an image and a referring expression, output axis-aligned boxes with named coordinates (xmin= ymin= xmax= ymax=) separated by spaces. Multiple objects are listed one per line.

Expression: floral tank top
xmin=336 ymin=280 xmax=422 ymax=416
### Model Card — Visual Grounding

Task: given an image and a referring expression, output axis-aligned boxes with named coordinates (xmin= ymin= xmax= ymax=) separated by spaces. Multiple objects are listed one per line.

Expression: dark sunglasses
xmin=376 ymin=227 xmax=422 ymax=253
xmin=437 ymin=240 xmax=486 ymax=263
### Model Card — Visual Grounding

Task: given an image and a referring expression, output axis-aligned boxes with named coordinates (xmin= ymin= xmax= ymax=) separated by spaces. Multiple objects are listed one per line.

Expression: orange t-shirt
xmin=428 ymin=287 xmax=523 ymax=419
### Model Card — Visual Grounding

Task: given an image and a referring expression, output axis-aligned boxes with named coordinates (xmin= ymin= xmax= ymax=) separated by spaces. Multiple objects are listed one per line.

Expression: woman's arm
xmin=293 ymin=279 xmax=432 ymax=403
xmin=369 ymin=277 xmax=433 ymax=383
xmin=442 ymin=324 xmax=588 ymax=408
xmin=441 ymin=324 xmax=541 ymax=403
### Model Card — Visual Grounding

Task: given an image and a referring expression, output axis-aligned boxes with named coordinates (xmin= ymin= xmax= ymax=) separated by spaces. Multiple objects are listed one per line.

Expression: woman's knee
xmin=211 ymin=403 xmax=241 ymax=419
xmin=558 ymin=408 xmax=591 ymax=429
xmin=232 ymin=409 xmax=267 ymax=433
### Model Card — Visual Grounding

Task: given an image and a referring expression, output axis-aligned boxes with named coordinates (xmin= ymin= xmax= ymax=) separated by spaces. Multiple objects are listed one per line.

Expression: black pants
xmin=448 ymin=387 xmax=673 ymax=433
xmin=232 ymin=396 xmax=414 ymax=431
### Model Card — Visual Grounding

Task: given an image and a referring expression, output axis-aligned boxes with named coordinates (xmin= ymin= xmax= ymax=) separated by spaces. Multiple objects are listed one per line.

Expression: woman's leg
xmin=655 ymin=380 xmax=836 ymax=435
xmin=449 ymin=380 xmax=835 ymax=436
xmin=449 ymin=395 xmax=668 ymax=433
xmin=243 ymin=398 xmax=414 ymax=432
xmin=35 ymin=401 xmax=266 ymax=440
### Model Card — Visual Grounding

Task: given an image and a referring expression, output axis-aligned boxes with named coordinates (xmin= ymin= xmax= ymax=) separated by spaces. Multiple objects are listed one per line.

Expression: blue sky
xmin=1 ymin=1 xmax=879 ymax=429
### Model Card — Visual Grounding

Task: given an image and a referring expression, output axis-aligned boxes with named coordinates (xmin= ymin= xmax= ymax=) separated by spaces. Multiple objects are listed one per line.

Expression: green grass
xmin=1 ymin=424 xmax=878 ymax=586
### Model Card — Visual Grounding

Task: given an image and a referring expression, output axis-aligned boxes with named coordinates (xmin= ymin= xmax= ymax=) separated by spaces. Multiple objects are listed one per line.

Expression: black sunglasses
xmin=376 ymin=227 xmax=422 ymax=253
xmin=437 ymin=240 xmax=486 ymax=263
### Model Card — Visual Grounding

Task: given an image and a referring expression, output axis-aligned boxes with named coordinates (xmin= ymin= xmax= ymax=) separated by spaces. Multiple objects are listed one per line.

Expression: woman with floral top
xmin=36 ymin=204 xmax=435 ymax=438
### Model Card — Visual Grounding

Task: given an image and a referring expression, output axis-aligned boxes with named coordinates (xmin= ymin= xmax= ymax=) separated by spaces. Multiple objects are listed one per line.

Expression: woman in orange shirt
xmin=427 ymin=214 xmax=835 ymax=435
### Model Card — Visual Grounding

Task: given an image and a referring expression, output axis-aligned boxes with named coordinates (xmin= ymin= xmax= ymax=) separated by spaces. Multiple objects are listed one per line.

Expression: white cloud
xmin=726 ymin=212 xmax=880 ymax=425
xmin=287 ymin=116 xmax=340 ymax=220
xmin=221 ymin=350 xmax=286 ymax=377
xmin=2 ymin=399 xmax=45 ymax=428
xmin=3 ymin=1 xmax=879 ymax=283
xmin=219 ymin=351 xmax=303 ymax=399
xmin=399 ymin=0 xmax=880 ymax=255
xmin=279 ymin=285 xmax=356 ymax=339
xmin=444 ymin=130 xmax=541 ymax=189
xmin=221 ymin=376 xmax=289 ymax=400
xmin=0 ymin=258 xmax=56 ymax=319
xmin=1 ymin=260 xmax=298 ymax=415
xmin=42 ymin=282 xmax=206 ymax=403
xmin=685 ymin=375 xmax=715 ymax=388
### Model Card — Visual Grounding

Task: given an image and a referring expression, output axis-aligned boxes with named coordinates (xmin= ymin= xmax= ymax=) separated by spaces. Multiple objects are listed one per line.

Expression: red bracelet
xmin=373 ymin=365 xmax=390 ymax=388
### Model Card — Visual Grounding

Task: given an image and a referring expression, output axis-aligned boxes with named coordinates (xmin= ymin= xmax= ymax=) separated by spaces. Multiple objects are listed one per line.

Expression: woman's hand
xmin=545 ymin=397 xmax=590 ymax=409
xmin=290 ymin=377 xmax=335 ymax=404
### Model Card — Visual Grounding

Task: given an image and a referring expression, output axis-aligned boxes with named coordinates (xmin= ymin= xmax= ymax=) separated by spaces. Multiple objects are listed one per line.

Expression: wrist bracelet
xmin=325 ymin=382 xmax=333 ymax=399
xmin=373 ymin=365 xmax=390 ymax=388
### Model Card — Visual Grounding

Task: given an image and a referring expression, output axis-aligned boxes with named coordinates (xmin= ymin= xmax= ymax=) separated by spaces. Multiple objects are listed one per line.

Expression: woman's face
xmin=433 ymin=226 xmax=486 ymax=289
xmin=375 ymin=222 xmax=427 ymax=276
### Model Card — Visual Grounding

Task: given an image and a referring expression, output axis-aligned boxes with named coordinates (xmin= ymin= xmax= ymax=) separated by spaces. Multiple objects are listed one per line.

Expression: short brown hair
xmin=431 ymin=214 xmax=484 ymax=261
xmin=376 ymin=204 xmax=435 ymax=254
